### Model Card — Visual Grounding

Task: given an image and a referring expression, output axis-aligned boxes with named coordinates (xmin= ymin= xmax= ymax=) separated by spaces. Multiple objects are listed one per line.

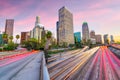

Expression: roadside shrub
xmin=3 ymin=42 xmax=17 ymax=51
xmin=69 ymin=44 xmax=75 ymax=48
xmin=0 ymin=48 xmax=3 ymax=51
xmin=22 ymin=38 xmax=41 ymax=50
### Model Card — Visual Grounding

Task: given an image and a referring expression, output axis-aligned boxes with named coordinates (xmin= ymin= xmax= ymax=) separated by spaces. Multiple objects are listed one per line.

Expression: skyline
xmin=0 ymin=0 xmax=120 ymax=41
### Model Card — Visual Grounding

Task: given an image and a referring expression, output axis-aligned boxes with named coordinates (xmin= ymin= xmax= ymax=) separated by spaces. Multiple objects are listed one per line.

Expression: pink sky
xmin=0 ymin=0 xmax=120 ymax=41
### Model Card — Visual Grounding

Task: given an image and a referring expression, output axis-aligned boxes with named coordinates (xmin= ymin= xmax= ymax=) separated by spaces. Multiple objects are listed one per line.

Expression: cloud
xmin=0 ymin=0 xmax=120 ymax=41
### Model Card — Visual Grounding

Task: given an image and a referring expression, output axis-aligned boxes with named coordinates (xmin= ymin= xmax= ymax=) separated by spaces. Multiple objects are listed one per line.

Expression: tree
xmin=9 ymin=36 xmax=13 ymax=42
xmin=40 ymin=37 xmax=46 ymax=49
xmin=46 ymin=31 xmax=52 ymax=39
xmin=44 ymin=31 xmax=52 ymax=63
xmin=86 ymin=39 xmax=92 ymax=48
xmin=106 ymin=39 xmax=109 ymax=44
xmin=16 ymin=35 xmax=20 ymax=43
xmin=2 ymin=33 xmax=8 ymax=44
xmin=22 ymin=38 xmax=40 ymax=50
xmin=74 ymin=36 xmax=78 ymax=43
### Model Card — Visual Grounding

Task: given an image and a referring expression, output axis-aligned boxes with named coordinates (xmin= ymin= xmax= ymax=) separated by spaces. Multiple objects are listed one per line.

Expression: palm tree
xmin=2 ymin=33 xmax=8 ymax=44
xmin=9 ymin=36 xmax=13 ymax=42
xmin=16 ymin=35 xmax=20 ymax=43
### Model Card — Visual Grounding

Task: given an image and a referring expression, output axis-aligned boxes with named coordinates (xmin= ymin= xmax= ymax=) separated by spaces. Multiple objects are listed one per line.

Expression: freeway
xmin=0 ymin=46 xmax=119 ymax=80
xmin=48 ymin=47 xmax=99 ymax=80
xmin=0 ymin=51 xmax=50 ymax=80
xmin=47 ymin=46 xmax=88 ymax=69
xmin=48 ymin=46 xmax=88 ymax=63
xmin=48 ymin=46 xmax=120 ymax=80
xmin=73 ymin=46 xmax=120 ymax=80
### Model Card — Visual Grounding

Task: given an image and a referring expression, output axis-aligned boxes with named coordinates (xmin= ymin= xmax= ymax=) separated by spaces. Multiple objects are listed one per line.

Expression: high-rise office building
xmin=56 ymin=21 xmax=59 ymax=44
xmin=82 ymin=22 xmax=89 ymax=42
xmin=58 ymin=6 xmax=74 ymax=45
xmin=90 ymin=30 xmax=95 ymax=39
xmin=0 ymin=34 xmax=3 ymax=45
xmin=95 ymin=35 xmax=102 ymax=44
xmin=110 ymin=35 xmax=114 ymax=43
xmin=104 ymin=34 xmax=109 ymax=44
xmin=74 ymin=32 xmax=81 ymax=43
xmin=5 ymin=19 xmax=14 ymax=37
xmin=30 ymin=16 xmax=44 ymax=42
xmin=21 ymin=32 xmax=30 ymax=43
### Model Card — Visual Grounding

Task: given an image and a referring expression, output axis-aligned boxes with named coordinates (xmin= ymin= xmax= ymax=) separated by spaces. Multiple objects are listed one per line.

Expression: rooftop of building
xmin=35 ymin=23 xmax=44 ymax=27
xmin=74 ymin=32 xmax=81 ymax=34
xmin=83 ymin=22 xmax=88 ymax=24
xmin=59 ymin=6 xmax=72 ymax=14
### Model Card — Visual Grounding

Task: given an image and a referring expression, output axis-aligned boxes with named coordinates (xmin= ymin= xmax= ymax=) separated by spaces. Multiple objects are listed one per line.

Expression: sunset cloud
xmin=0 ymin=0 xmax=120 ymax=41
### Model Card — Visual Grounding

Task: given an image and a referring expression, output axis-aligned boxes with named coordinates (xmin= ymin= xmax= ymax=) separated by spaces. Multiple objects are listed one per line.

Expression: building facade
xmin=90 ymin=30 xmax=95 ymax=39
xmin=82 ymin=22 xmax=89 ymax=42
xmin=56 ymin=21 xmax=59 ymax=44
xmin=74 ymin=32 xmax=81 ymax=43
xmin=30 ymin=16 xmax=44 ymax=42
xmin=0 ymin=34 xmax=3 ymax=45
xmin=104 ymin=34 xmax=109 ymax=44
xmin=5 ymin=19 xmax=14 ymax=37
xmin=58 ymin=6 xmax=74 ymax=46
xmin=110 ymin=35 xmax=114 ymax=43
xmin=21 ymin=32 xmax=30 ymax=43
xmin=95 ymin=35 xmax=102 ymax=44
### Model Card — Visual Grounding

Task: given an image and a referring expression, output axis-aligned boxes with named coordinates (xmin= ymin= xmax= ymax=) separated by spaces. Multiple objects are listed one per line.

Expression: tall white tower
xmin=35 ymin=16 xmax=40 ymax=26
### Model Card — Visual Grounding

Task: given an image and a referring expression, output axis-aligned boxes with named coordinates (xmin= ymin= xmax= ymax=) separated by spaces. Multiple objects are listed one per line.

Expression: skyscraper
xmin=21 ymin=32 xmax=30 ymax=43
xmin=5 ymin=19 xmax=14 ymax=37
xmin=82 ymin=22 xmax=89 ymax=42
xmin=0 ymin=34 xmax=3 ymax=45
xmin=58 ymin=6 xmax=74 ymax=45
xmin=56 ymin=21 xmax=59 ymax=44
xmin=90 ymin=30 xmax=95 ymax=39
xmin=110 ymin=35 xmax=114 ymax=43
xmin=30 ymin=16 xmax=44 ymax=42
xmin=104 ymin=34 xmax=109 ymax=44
xmin=95 ymin=34 xmax=102 ymax=44
xmin=74 ymin=32 xmax=81 ymax=43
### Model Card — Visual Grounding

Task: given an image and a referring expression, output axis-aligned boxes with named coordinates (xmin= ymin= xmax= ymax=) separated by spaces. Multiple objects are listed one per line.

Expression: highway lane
xmin=48 ymin=46 xmax=88 ymax=63
xmin=0 ymin=51 xmax=38 ymax=67
xmin=105 ymin=47 xmax=120 ymax=79
xmin=0 ymin=48 xmax=27 ymax=59
xmin=70 ymin=47 xmax=101 ymax=80
xmin=62 ymin=47 xmax=99 ymax=80
xmin=87 ymin=48 xmax=102 ymax=80
xmin=0 ymin=51 xmax=44 ymax=80
xmin=86 ymin=46 xmax=120 ymax=80
xmin=47 ymin=46 xmax=88 ymax=69
xmin=50 ymin=46 xmax=119 ymax=80
xmin=49 ymin=47 xmax=99 ymax=80
xmin=0 ymin=46 xmax=119 ymax=80
xmin=87 ymin=46 xmax=120 ymax=80
xmin=47 ymin=49 xmax=81 ymax=63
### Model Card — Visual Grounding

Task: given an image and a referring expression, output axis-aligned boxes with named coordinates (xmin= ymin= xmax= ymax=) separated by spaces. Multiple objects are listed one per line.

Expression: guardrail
xmin=40 ymin=52 xmax=50 ymax=80
xmin=109 ymin=45 xmax=120 ymax=50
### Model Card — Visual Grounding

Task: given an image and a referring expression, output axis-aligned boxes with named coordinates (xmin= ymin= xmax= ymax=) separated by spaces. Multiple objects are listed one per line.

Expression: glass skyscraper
xmin=0 ymin=34 xmax=3 ymax=45
xmin=82 ymin=22 xmax=89 ymax=42
xmin=74 ymin=32 xmax=81 ymax=43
